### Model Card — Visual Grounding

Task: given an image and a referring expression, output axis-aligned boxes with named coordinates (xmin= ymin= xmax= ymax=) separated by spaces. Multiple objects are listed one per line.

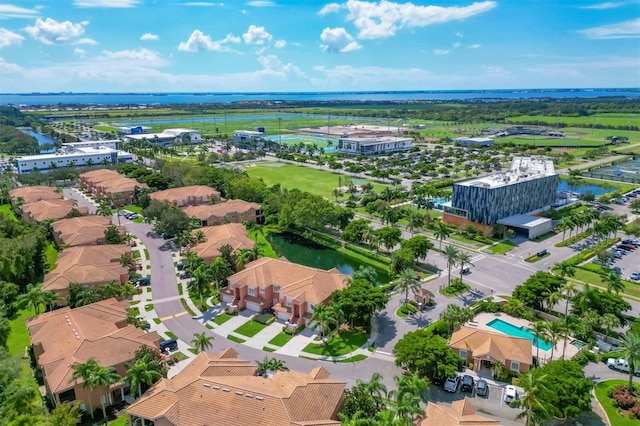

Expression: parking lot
xmin=427 ymin=377 xmax=522 ymax=425
xmin=606 ymin=236 xmax=640 ymax=282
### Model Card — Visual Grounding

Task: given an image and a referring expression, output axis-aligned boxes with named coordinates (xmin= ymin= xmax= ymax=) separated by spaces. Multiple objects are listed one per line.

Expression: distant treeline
xmin=0 ymin=125 xmax=39 ymax=155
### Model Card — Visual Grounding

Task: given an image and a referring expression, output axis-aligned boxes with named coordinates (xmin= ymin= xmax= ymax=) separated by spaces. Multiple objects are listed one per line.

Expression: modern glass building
xmin=445 ymin=157 xmax=559 ymax=225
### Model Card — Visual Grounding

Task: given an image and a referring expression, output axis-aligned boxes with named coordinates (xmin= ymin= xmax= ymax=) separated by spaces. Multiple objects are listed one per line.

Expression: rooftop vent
xmin=213 ymin=385 xmax=220 ymax=390
xmin=203 ymin=383 xmax=211 ymax=388
xmin=256 ymin=396 xmax=264 ymax=401
xmin=222 ymin=388 xmax=230 ymax=392
xmin=235 ymin=391 xmax=243 ymax=395
xmin=246 ymin=394 xmax=253 ymax=398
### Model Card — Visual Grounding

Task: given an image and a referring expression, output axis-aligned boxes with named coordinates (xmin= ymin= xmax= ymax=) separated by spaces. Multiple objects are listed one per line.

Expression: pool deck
xmin=469 ymin=312 xmax=581 ymax=363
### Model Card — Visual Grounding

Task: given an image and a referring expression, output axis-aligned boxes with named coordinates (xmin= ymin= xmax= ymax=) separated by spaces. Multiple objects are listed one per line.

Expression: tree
xmin=393 ymin=328 xmax=462 ymax=379
xmin=342 ymin=219 xmax=372 ymax=244
xmin=332 ymin=280 xmax=388 ymax=328
xmin=614 ymin=331 xmax=640 ymax=392
xmin=601 ymin=313 xmax=619 ymax=343
xmin=49 ymin=401 xmax=82 ymax=426
xmin=357 ymin=372 xmax=387 ymax=410
xmin=433 ymin=221 xmax=451 ymax=249
xmin=91 ymin=364 xmax=121 ymax=419
xmin=70 ymin=359 xmax=100 ymax=418
xmin=400 ymin=235 xmax=432 ymax=264
xmin=511 ymin=372 xmax=556 ymax=426
xmin=104 ymin=225 xmax=124 ymax=244
xmin=551 ymin=262 xmax=575 ymax=280
xmin=390 ymin=248 xmax=415 ymax=276
xmin=17 ymin=284 xmax=47 ymax=315
xmin=339 ymin=383 xmax=378 ymax=422
xmin=405 ymin=209 xmax=424 ymax=234
xmin=531 ymin=360 xmax=593 ymax=418
xmin=443 ymin=245 xmax=460 ymax=286
xmin=604 ymin=270 xmax=624 ymax=294
xmin=512 ymin=272 xmax=566 ymax=311
xmin=629 ymin=198 xmax=640 ymax=214
xmin=209 ymin=256 xmax=232 ymax=292
xmin=191 ymin=331 xmax=215 ymax=354
xmin=530 ymin=321 xmax=550 ymax=363
xmin=188 ymin=265 xmax=212 ymax=309
xmin=125 ymin=357 xmax=162 ymax=397
xmin=310 ymin=303 xmax=336 ymax=340
xmin=560 ymin=314 xmax=579 ymax=360
xmin=394 ymin=268 xmax=420 ymax=306
xmin=456 ymin=251 xmax=473 ymax=283
xmin=376 ymin=227 xmax=401 ymax=252
xmin=96 ymin=198 xmax=112 ymax=217
xmin=441 ymin=304 xmax=474 ymax=334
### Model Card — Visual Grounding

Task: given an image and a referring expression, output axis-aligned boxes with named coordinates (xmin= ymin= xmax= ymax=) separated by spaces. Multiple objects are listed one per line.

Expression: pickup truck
xmin=607 ymin=358 xmax=640 ymax=376
xmin=443 ymin=376 xmax=460 ymax=393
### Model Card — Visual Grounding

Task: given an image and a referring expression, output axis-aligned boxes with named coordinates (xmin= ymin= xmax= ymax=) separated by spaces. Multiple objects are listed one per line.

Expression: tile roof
xmin=449 ymin=326 xmax=532 ymax=366
xmin=21 ymin=198 xmax=89 ymax=222
xmin=9 ymin=186 xmax=62 ymax=204
xmin=79 ymin=169 xmax=120 ymax=181
xmin=127 ymin=349 xmax=345 ymax=426
xmin=422 ymin=399 xmax=502 ymax=426
xmin=184 ymin=199 xmax=261 ymax=220
xmin=52 ymin=216 xmax=124 ymax=246
xmin=150 ymin=185 xmax=220 ymax=203
xmin=43 ymin=245 xmax=129 ymax=292
xmin=189 ymin=223 xmax=254 ymax=262
xmin=26 ymin=298 xmax=159 ymax=394
xmin=228 ymin=257 xmax=348 ymax=305
xmin=100 ymin=176 xmax=148 ymax=193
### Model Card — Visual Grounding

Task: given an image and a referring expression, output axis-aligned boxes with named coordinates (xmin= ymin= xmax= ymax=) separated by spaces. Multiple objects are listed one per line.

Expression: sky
xmin=0 ymin=0 xmax=638 ymax=93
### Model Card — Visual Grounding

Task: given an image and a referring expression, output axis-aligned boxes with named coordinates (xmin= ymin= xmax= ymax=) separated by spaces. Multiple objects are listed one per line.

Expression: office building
xmin=337 ymin=136 xmax=412 ymax=156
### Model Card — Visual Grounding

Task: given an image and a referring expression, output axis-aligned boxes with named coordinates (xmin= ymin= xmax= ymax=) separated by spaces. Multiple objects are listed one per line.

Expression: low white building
xmin=16 ymin=146 xmax=133 ymax=174
xmin=116 ymin=126 xmax=150 ymax=135
xmin=453 ymin=137 xmax=494 ymax=147
xmin=125 ymin=128 xmax=202 ymax=146
xmin=337 ymin=136 xmax=412 ymax=156
xmin=63 ymin=140 xmax=119 ymax=150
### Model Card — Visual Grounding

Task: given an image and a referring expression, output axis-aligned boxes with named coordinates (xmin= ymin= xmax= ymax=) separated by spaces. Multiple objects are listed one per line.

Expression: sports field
xmin=245 ymin=163 xmax=388 ymax=199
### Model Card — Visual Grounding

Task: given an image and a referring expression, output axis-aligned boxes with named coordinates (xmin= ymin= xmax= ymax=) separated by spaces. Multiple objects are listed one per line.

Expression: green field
xmin=246 ymin=163 xmax=389 ymax=199
xmin=508 ymin=113 xmax=640 ymax=128
xmin=0 ymin=204 xmax=17 ymax=220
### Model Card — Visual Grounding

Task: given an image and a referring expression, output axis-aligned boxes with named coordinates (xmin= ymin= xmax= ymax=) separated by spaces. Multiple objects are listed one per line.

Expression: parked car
xmin=443 ymin=376 xmax=460 ymax=393
xmin=461 ymin=375 xmax=475 ymax=392
xmin=504 ymin=385 xmax=518 ymax=404
xmin=159 ymin=339 xmax=178 ymax=352
xmin=612 ymin=267 xmax=622 ymax=275
xmin=476 ymin=379 xmax=488 ymax=397
xmin=135 ymin=277 xmax=151 ymax=286
xmin=630 ymin=272 xmax=640 ymax=281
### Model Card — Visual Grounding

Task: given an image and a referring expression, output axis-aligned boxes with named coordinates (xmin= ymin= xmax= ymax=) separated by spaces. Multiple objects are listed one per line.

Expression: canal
xmin=267 ymin=232 xmax=390 ymax=285
xmin=19 ymin=129 xmax=57 ymax=153
xmin=557 ymin=180 xmax=616 ymax=195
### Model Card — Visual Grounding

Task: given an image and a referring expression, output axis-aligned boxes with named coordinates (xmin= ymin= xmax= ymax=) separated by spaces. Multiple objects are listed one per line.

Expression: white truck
xmin=606 ymin=357 xmax=640 ymax=376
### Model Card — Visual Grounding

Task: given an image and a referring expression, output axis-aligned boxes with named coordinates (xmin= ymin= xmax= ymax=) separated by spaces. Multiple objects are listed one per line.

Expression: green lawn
xmin=7 ymin=307 xmax=43 ymax=411
xmin=337 ymin=354 xmax=368 ymax=363
xmin=233 ymin=320 xmax=267 ymax=338
xmin=489 ymin=240 xmax=516 ymax=255
xmin=509 ymin=113 xmax=640 ymax=128
xmin=213 ymin=312 xmax=233 ymax=326
xmin=108 ymin=415 xmax=129 ymax=426
xmin=246 ymin=163 xmax=388 ymax=199
xmin=302 ymin=331 xmax=369 ymax=356
xmin=247 ymin=225 xmax=278 ymax=259
xmin=227 ymin=335 xmax=246 ymax=343
xmin=573 ymin=268 xmax=640 ymax=298
xmin=143 ymin=248 xmax=150 ymax=260
xmin=594 ymin=380 xmax=639 ymax=426
xmin=45 ymin=243 xmax=58 ymax=271
xmin=0 ymin=204 xmax=17 ymax=220
xmin=268 ymin=332 xmax=293 ymax=347
xmin=122 ymin=204 xmax=143 ymax=215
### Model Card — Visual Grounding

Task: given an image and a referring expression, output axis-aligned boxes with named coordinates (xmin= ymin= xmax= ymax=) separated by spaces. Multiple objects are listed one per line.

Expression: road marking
xmin=174 ymin=311 xmax=189 ymax=318
xmin=159 ymin=315 xmax=173 ymax=321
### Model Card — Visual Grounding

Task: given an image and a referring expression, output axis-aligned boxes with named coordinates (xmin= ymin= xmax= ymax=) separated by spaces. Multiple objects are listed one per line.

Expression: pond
xmin=19 ymin=129 xmax=56 ymax=153
xmin=267 ymin=232 xmax=389 ymax=285
xmin=557 ymin=180 xmax=616 ymax=195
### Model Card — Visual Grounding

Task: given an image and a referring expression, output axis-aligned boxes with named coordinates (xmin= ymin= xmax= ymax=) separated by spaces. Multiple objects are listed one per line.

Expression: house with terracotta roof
xmin=150 ymin=185 xmax=221 ymax=207
xmin=422 ymin=399 xmax=502 ymax=426
xmin=126 ymin=348 xmax=345 ymax=426
xmin=52 ymin=215 xmax=125 ymax=247
xmin=94 ymin=177 xmax=148 ymax=206
xmin=43 ymin=244 xmax=130 ymax=303
xmin=188 ymin=223 xmax=255 ymax=264
xmin=9 ymin=185 xmax=62 ymax=204
xmin=20 ymin=198 xmax=89 ymax=223
xmin=449 ymin=326 xmax=532 ymax=373
xmin=79 ymin=169 xmax=120 ymax=191
xmin=184 ymin=199 xmax=264 ymax=226
xmin=27 ymin=298 xmax=160 ymax=412
xmin=221 ymin=257 xmax=348 ymax=330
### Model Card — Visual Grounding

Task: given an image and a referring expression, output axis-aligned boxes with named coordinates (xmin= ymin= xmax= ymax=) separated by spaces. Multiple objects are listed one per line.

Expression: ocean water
xmin=2 ymin=88 xmax=638 ymax=106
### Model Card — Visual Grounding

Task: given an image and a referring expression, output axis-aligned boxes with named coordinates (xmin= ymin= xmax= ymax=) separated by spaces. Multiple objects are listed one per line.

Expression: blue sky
xmin=0 ymin=0 xmax=638 ymax=92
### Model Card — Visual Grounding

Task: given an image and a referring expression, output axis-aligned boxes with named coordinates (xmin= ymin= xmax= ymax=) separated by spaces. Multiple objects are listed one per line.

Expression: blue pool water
xmin=432 ymin=198 xmax=450 ymax=205
xmin=487 ymin=318 xmax=553 ymax=351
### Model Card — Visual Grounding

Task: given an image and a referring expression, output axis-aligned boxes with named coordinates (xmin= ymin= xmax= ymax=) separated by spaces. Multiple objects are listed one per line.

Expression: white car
xmin=504 ymin=385 xmax=518 ymax=404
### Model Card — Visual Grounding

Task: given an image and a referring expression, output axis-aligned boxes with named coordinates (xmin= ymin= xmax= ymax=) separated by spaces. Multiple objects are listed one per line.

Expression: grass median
xmin=302 ymin=330 xmax=368 ymax=357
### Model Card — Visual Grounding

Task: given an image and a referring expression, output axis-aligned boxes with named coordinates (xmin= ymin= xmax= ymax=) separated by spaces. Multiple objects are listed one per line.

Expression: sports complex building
xmin=443 ymin=157 xmax=559 ymax=238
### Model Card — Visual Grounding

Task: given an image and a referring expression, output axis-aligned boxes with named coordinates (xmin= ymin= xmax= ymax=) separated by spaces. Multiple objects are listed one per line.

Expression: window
xmin=510 ymin=361 xmax=520 ymax=372
xmin=459 ymin=349 xmax=467 ymax=359
xmin=259 ymin=287 xmax=265 ymax=293
xmin=273 ymin=298 xmax=278 ymax=305
xmin=248 ymin=287 xmax=255 ymax=296
xmin=273 ymin=285 xmax=280 ymax=292
xmin=286 ymin=297 xmax=292 ymax=307
xmin=309 ymin=303 xmax=315 ymax=313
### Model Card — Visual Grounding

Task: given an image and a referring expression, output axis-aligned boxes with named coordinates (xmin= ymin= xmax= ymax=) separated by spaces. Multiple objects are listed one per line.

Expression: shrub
xmin=253 ymin=312 xmax=275 ymax=325
xmin=629 ymin=403 xmax=640 ymax=419
xmin=611 ymin=385 xmax=638 ymax=410
xmin=400 ymin=304 xmax=418 ymax=315
xmin=572 ymin=351 xmax=590 ymax=366
xmin=343 ymin=243 xmax=392 ymax=265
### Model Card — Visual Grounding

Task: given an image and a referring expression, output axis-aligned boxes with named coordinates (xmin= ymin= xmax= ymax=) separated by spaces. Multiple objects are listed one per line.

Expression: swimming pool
xmin=487 ymin=318 xmax=553 ymax=351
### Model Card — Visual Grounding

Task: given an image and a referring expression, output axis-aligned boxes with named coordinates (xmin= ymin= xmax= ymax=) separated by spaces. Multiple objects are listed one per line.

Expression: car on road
xmin=461 ymin=375 xmax=475 ymax=392
xmin=461 ymin=267 xmax=471 ymax=275
xmin=504 ymin=385 xmax=518 ymax=404
xmin=630 ymin=272 xmax=640 ymax=281
xmin=476 ymin=379 xmax=488 ymax=397
xmin=443 ymin=376 xmax=460 ymax=393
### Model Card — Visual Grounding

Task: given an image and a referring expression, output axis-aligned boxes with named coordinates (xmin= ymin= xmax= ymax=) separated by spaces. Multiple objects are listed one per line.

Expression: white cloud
xmin=241 ymin=9 xmax=248 ymax=14
xmin=75 ymin=37 xmax=97 ymax=45
xmin=257 ymin=54 xmax=306 ymax=77
xmin=455 ymin=31 xmax=463 ymax=38
xmin=320 ymin=27 xmax=361 ymax=53
xmin=433 ymin=49 xmax=449 ymax=55
xmin=579 ymin=18 xmax=640 ymax=39
xmin=322 ymin=0 xmax=497 ymax=39
xmin=453 ymin=41 xmax=460 ymax=48
xmin=178 ymin=29 xmax=240 ymax=52
xmin=467 ymin=43 xmax=481 ymax=48
xmin=102 ymin=48 xmax=166 ymax=65
xmin=480 ymin=65 xmax=508 ymax=75
xmin=318 ymin=3 xmax=342 ymax=15
xmin=274 ymin=39 xmax=286 ymax=48
xmin=184 ymin=2 xmax=225 ymax=5
xmin=0 ymin=28 xmax=24 ymax=48
xmin=74 ymin=0 xmax=140 ymax=7
xmin=140 ymin=33 xmax=159 ymax=41
xmin=581 ymin=1 xmax=627 ymax=9
xmin=247 ymin=1 xmax=276 ymax=6
xmin=0 ymin=56 xmax=22 ymax=73
xmin=0 ymin=4 xmax=40 ymax=19
xmin=25 ymin=18 xmax=88 ymax=45
xmin=74 ymin=48 xmax=85 ymax=56
xmin=242 ymin=25 xmax=272 ymax=45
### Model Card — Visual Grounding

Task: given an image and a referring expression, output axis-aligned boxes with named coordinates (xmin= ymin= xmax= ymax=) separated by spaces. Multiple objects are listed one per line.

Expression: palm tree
xmin=561 ymin=281 xmax=580 ymax=317
xmin=551 ymin=262 xmax=575 ymax=280
xmin=512 ymin=372 xmax=555 ymax=426
xmin=530 ymin=321 xmax=550 ymax=364
xmin=561 ymin=314 xmax=578 ymax=360
xmin=125 ymin=357 xmax=162 ymax=397
xmin=433 ymin=221 xmax=451 ymax=249
xmin=394 ymin=268 xmax=420 ymax=306
xmin=389 ymin=373 xmax=428 ymax=424
xmin=75 ymin=287 xmax=101 ymax=307
xmin=542 ymin=290 xmax=562 ymax=312
xmin=310 ymin=304 xmax=336 ymax=340
xmin=547 ymin=320 xmax=563 ymax=361
xmin=601 ymin=313 xmax=619 ymax=344
xmin=351 ymin=265 xmax=378 ymax=285
xmin=119 ymin=253 xmax=136 ymax=272
xmin=441 ymin=304 xmax=474 ymax=334
xmin=71 ymin=359 xmax=99 ymax=418
xmin=18 ymin=284 xmax=48 ymax=315
xmin=191 ymin=331 xmax=214 ymax=353
xmin=604 ymin=270 xmax=624 ymax=294
xmin=188 ymin=265 xmax=212 ymax=308
xmin=456 ymin=251 xmax=473 ymax=283
xmin=443 ymin=245 xmax=460 ymax=286
xmin=92 ymin=364 xmax=121 ymax=419
xmin=615 ymin=331 xmax=640 ymax=392
xmin=357 ymin=372 xmax=388 ymax=410
xmin=209 ymin=256 xmax=232 ymax=292
xmin=42 ymin=289 xmax=59 ymax=312
xmin=326 ymin=300 xmax=345 ymax=335
xmin=406 ymin=210 xmax=424 ymax=234
xmin=235 ymin=248 xmax=255 ymax=270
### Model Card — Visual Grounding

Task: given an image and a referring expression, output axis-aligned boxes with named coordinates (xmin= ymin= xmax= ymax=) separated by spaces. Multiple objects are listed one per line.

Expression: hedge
xmin=253 ymin=313 xmax=275 ymax=325
xmin=564 ymin=238 xmax=620 ymax=266
xmin=343 ymin=243 xmax=392 ymax=265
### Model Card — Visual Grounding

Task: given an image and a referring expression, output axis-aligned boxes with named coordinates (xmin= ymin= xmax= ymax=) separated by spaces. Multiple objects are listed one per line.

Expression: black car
xmin=135 ymin=277 xmax=151 ymax=286
xmin=460 ymin=375 xmax=474 ymax=392
xmin=476 ymin=379 xmax=488 ymax=397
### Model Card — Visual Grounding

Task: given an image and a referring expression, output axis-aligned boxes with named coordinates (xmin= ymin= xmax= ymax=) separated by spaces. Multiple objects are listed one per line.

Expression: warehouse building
xmin=337 ymin=136 xmax=412 ymax=156
xmin=15 ymin=146 xmax=133 ymax=174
